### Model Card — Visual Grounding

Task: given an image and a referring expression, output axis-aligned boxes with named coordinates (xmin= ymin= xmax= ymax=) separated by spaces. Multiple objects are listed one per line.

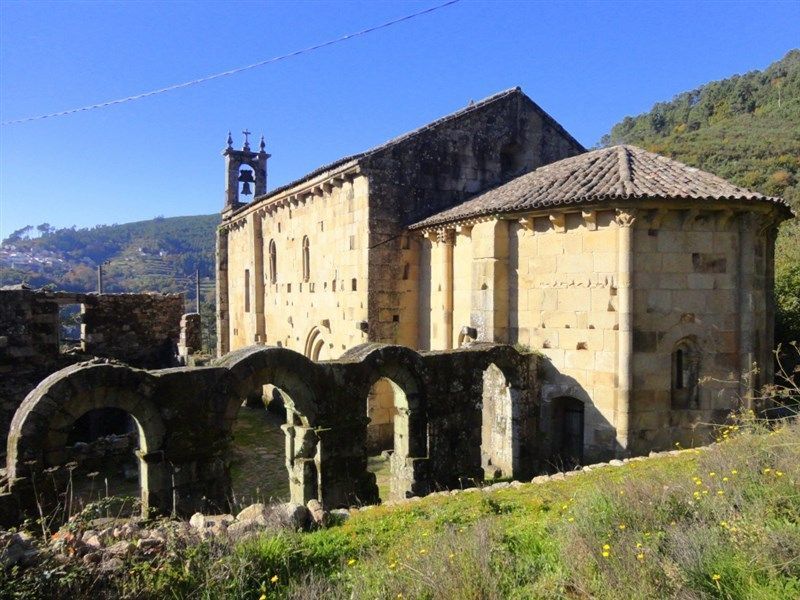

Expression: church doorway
xmin=550 ymin=396 xmax=584 ymax=470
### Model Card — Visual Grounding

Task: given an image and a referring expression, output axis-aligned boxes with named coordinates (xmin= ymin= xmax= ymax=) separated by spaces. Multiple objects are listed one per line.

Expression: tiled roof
xmin=410 ymin=145 xmax=787 ymax=229
xmin=244 ymin=87 xmax=583 ymax=208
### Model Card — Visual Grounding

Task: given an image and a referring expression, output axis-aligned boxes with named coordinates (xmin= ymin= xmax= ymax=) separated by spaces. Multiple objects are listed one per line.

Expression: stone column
xmin=470 ymin=219 xmax=510 ymax=342
xmin=426 ymin=229 xmax=456 ymax=350
xmin=252 ymin=214 xmax=266 ymax=344
xmin=441 ymin=229 xmax=455 ymax=350
xmin=615 ymin=209 xmax=636 ymax=456
xmin=216 ymin=226 xmax=230 ymax=357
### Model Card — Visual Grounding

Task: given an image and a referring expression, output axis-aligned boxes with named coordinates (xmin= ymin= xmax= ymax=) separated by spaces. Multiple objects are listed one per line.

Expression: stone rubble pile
xmin=0 ymin=446 xmax=701 ymax=571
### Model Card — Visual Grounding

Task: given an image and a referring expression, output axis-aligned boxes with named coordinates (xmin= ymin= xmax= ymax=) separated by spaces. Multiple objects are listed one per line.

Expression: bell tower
xmin=222 ymin=130 xmax=269 ymax=216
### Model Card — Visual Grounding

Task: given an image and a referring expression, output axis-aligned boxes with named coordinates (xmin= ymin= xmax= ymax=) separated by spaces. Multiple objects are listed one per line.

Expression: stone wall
xmin=364 ymin=91 xmax=585 ymax=349
xmin=178 ymin=312 xmax=202 ymax=358
xmin=0 ymin=343 xmax=537 ymax=526
xmin=0 ymin=288 xmax=188 ymax=455
xmin=628 ymin=209 xmax=776 ymax=453
xmin=414 ymin=202 xmax=781 ymax=465
xmin=418 ymin=209 xmax=623 ymax=463
xmin=219 ymin=172 xmax=371 ymax=358
xmin=81 ymin=293 xmax=185 ymax=368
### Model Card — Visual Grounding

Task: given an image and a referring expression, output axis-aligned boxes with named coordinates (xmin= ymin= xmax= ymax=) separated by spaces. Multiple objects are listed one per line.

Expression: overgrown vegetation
xmin=605 ymin=49 xmax=800 ymax=343
xmin=3 ymin=409 xmax=798 ymax=599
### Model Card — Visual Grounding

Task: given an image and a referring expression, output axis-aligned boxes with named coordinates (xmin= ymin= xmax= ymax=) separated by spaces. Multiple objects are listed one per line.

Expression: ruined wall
xmin=364 ymin=91 xmax=585 ymax=348
xmin=0 ymin=288 xmax=61 ymax=365
xmin=0 ymin=289 xmax=187 ymax=453
xmin=81 ymin=293 xmax=185 ymax=368
xmin=221 ymin=173 xmax=371 ymax=358
xmin=1 ymin=343 xmax=538 ymax=526
xmin=179 ymin=312 xmax=202 ymax=358
xmin=628 ymin=208 xmax=776 ymax=453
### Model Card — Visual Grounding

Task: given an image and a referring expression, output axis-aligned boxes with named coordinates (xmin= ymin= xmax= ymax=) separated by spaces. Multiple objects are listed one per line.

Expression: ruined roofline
xmin=223 ymin=87 xmax=584 ymax=222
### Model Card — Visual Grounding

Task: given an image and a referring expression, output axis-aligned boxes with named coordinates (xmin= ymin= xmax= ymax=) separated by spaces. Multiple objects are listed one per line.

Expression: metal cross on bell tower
xmin=222 ymin=129 xmax=270 ymax=215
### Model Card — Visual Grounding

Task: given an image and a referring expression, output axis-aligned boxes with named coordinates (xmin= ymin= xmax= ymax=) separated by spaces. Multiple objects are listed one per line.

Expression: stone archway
xmin=222 ymin=346 xmax=322 ymax=505
xmin=6 ymin=363 xmax=167 ymax=517
xmin=349 ymin=344 xmax=430 ymax=501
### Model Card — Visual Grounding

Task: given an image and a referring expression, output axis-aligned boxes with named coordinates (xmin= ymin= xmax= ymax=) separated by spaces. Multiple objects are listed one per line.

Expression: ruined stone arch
xmin=221 ymin=346 xmax=323 ymax=504
xmin=6 ymin=362 xmax=167 ymax=515
xmin=474 ymin=345 xmax=529 ymax=479
xmin=346 ymin=344 xmax=430 ymax=499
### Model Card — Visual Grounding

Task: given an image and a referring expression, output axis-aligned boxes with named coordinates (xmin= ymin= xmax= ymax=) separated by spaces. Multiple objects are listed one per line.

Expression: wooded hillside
xmin=604 ymin=49 xmax=800 ymax=343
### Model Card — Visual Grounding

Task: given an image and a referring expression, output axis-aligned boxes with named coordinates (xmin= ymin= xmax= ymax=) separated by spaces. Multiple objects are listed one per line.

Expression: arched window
xmin=672 ymin=337 xmax=700 ymax=408
xmin=268 ymin=240 xmax=277 ymax=284
xmin=302 ymin=236 xmax=310 ymax=283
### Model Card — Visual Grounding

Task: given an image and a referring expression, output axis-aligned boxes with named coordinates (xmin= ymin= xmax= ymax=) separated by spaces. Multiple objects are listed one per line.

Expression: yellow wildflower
xmin=601 ymin=551 xmax=610 ymax=558
xmin=270 ymin=575 xmax=279 ymax=583
xmin=709 ymin=472 xmax=716 ymax=477
xmin=419 ymin=549 xmax=427 ymax=555
xmin=731 ymin=469 xmax=738 ymax=475
xmin=347 ymin=559 xmax=357 ymax=566
xmin=763 ymin=468 xmax=772 ymax=474
xmin=717 ymin=490 xmax=724 ymax=496
xmin=636 ymin=553 xmax=644 ymax=560
xmin=619 ymin=524 xmax=626 ymax=530
xmin=776 ymin=471 xmax=784 ymax=477
xmin=603 ymin=544 xmax=611 ymax=550
xmin=567 ymin=517 xmax=574 ymax=522
xmin=712 ymin=574 xmax=721 ymax=581
xmin=722 ymin=476 xmax=729 ymax=482
xmin=259 ymin=595 xmax=267 ymax=600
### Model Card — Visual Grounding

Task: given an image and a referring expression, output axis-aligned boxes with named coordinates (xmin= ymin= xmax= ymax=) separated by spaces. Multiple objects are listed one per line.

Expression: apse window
xmin=671 ymin=337 xmax=700 ymax=409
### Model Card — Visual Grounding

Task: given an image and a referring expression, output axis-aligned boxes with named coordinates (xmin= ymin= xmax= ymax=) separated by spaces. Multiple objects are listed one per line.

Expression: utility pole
xmin=195 ymin=269 xmax=200 ymax=313
xmin=97 ymin=264 xmax=103 ymax=293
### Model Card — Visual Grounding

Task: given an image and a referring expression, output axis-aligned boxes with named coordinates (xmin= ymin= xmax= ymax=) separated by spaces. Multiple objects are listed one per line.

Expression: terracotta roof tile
xmin=410 ymin=145 xmax=788 ymax=229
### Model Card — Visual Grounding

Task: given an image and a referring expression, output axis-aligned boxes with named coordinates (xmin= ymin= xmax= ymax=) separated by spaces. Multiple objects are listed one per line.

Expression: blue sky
xmin=0 ymin=0 xmax=798 ymax=239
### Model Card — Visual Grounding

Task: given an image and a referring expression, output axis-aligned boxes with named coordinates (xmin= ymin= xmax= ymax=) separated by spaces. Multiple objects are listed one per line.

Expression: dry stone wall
xmin=0 ymin=288 xmax=191 ymax=455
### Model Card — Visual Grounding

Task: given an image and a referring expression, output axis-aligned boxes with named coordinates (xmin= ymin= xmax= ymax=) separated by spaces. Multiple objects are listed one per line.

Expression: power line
xmin=1 ymin=0 xmax=461 ymax=126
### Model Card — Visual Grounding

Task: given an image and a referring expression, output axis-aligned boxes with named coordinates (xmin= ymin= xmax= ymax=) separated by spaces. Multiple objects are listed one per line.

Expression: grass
xmin=3 ymin=414 xmax=799 ymax=599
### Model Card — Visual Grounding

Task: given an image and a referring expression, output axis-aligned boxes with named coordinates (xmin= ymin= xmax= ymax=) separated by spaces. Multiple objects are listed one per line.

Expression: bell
xmin=240 ymin=181 xmax=252 ymax=196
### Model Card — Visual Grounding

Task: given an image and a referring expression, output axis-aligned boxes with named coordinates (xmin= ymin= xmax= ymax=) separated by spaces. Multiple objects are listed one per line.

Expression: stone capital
xmin=614 ymin=209 xmax=637 ymax=228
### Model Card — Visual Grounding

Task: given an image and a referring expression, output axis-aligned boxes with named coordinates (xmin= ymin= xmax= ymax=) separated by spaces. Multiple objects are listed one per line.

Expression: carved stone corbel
xmin=456 ymin=223 xmax=473 ymax=237
xmin=519 ymin=216 xmax=535 ymax=231
xmin=716 ymin=209 xmax=737 ymax=230
xmin=581 ymin=210 xmax=597 ymax=231
xmin=680 ymin=208 xmax=699 ymax=228
xmin=549 ymin=213 xmax=566 ymax=233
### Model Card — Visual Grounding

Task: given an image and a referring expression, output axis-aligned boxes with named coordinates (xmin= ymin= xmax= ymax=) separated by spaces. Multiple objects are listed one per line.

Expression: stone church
xmin=216 ymin=87 xmax=791 ymax=462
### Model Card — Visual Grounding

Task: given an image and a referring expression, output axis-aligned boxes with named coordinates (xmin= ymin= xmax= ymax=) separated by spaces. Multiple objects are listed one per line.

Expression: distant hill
xmin=1 ymin=213 xmax=218 ymax=293
xmin=604 ymin=49 xmax=800 ymax=210
xmin=604 ymin=49 xmax=800 ymax=344
xmin=1 ymin=214 xmax=219 ymax=348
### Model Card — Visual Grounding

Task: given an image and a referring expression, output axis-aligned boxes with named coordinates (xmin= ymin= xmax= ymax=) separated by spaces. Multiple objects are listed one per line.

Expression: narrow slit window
xmin=244 ymin=269 xmax=251 ymax=313
xmin=268 ymin=240 xmax=277 ymax=284
xmin=302 ymin=236 xmax=310 ymax=283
